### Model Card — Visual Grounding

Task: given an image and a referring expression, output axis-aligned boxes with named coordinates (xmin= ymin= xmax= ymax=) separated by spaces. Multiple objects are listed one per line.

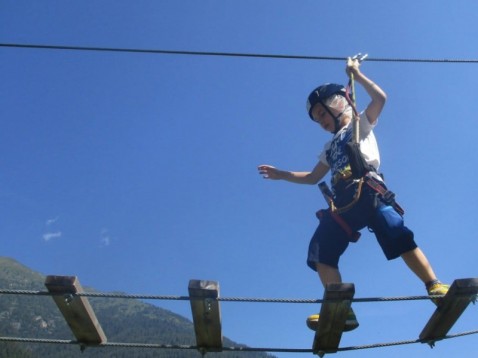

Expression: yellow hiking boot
xmin=427 ymin=282 xmax=450 ymax=306
xmin=306 ymin=307 xmax=359 ymax=332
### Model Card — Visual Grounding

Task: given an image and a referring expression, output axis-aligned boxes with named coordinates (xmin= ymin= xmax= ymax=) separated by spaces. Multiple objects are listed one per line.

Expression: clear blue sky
xmin=1 ymin=1 xmax=478 ymax=357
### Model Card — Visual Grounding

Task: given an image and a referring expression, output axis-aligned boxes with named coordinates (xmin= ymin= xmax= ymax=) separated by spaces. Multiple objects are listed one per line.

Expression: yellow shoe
xmin=306 ymin=308 xmax=359 ymax=332
xmin=427 ymin=282 xmax=450 ymax=306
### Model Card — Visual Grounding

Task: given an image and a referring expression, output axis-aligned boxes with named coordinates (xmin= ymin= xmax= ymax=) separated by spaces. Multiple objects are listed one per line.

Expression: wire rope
xmin=1 ymin=43 xmax=478 ymax=63
xmin=0 ymin=288 xmax=442 ymax=303
xmin=1 ymin=328 xmax=478 ymax=354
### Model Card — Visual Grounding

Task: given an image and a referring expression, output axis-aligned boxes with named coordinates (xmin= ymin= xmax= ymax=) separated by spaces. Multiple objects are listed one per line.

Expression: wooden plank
xmin=188 ymin=279 xmax=223 ymax=353
xmin=45 ymin=275 xmax=107 ymax=345
xmin=313 ymin=283 xmax=355 ymax=356
xmin=419 ymin=278 xmax=478 ymax=345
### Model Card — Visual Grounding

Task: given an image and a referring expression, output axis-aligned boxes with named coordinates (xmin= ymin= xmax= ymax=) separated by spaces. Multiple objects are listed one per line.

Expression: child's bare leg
xmin=401 ymin=247 xmax=437 ymax=284
xmin=316 ymin=263 xmax=342 ymax=287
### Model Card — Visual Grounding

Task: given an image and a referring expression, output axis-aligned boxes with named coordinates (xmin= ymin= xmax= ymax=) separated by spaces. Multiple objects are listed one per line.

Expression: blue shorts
xmin=307 ymin=184 xmax=417 ymax=271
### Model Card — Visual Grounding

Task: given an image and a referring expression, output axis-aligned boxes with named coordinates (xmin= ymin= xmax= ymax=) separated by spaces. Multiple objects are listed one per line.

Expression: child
xmin=258 ymin=57 xmax=448 ymax=331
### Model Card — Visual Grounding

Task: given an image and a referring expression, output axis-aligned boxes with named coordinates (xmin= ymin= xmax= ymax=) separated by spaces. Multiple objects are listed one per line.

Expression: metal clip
xmin=204 ymin=298 xmax=214 ymax=314
xmin=64 ymin=293 xmax=74 ymax=305
xmin=351 ymin=53 xmax=368 ymax=63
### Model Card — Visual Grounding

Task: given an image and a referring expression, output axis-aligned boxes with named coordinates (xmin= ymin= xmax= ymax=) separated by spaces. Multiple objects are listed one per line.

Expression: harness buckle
xmin=364 ymin=173 xmax=405 ymax=216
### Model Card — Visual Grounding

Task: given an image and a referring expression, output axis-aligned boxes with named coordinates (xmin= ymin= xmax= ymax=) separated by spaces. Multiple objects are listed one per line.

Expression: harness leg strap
xmin=316 ymin=209 xmax=361 ymax=243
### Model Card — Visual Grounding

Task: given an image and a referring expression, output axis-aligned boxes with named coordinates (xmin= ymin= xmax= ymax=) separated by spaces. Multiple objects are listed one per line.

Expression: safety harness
xmin=316 ymin=54 xmax=404 ymax=242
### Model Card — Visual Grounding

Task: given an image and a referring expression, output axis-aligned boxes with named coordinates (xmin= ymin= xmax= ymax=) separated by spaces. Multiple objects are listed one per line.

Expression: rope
xmin=0 ymin=288 xmax=441 ymax=303
xmin=1 ymin=43 xmax=478 ymax=64
xmin=2 ymin=329 xmax=478 ymax=353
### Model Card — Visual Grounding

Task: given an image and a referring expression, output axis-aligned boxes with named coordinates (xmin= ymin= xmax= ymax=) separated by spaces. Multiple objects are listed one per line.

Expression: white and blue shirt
xmin=319 ymin=112 xmax=380 ymax=179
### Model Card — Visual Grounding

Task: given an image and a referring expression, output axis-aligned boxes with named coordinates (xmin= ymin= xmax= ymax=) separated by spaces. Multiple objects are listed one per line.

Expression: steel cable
xmin=1 ymin=43 xmax=478 ymax=63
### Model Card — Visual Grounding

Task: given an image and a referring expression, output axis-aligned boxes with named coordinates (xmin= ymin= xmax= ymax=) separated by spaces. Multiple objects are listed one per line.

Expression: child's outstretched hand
xmin=258 ymin=165 xmax=282 ymax=180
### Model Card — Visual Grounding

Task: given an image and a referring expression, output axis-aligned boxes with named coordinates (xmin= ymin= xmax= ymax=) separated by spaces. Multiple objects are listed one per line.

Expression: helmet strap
xmin=320 ymin=101 xmax=345 ymax=134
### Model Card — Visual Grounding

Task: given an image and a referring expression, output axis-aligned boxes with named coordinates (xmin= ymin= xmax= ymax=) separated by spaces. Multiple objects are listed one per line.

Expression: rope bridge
xmin=1 ymin=277 xmax=477 ymax=356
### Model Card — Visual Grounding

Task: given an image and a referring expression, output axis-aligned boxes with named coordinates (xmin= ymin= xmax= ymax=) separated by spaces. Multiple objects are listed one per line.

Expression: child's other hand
xmin=346 ymin=57 xmax=361 ymax=78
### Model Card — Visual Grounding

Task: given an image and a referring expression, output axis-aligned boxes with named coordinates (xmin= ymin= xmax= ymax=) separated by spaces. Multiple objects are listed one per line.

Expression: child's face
xmin=310 ymin=104 xmax=336 ymax=133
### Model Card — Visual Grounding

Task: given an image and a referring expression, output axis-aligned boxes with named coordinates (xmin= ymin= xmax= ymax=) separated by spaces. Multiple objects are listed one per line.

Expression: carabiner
xmin=351 ymin=53 xmax=368 ymax=63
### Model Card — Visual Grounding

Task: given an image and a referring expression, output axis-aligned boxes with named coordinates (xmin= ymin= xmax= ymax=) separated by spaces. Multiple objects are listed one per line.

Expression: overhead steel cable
xmin=1 ymin=42 xmax=478 ymax=63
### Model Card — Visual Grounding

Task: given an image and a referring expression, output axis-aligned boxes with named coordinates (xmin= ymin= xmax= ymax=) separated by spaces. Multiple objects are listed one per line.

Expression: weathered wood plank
xmin=313 ymin=283 xmax=355 ymax=356
xmin=419 ymin=278 xmax=478 ymax=345
xmin=45 ymin=275 xmax=107 ymax=345
xmin=188 ymin=279 xmax=222 ymax=353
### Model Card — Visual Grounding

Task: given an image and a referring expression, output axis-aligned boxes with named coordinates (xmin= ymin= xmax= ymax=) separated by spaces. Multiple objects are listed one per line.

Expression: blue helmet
xmin=306 ymin=83 xmax=347 ymax=120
